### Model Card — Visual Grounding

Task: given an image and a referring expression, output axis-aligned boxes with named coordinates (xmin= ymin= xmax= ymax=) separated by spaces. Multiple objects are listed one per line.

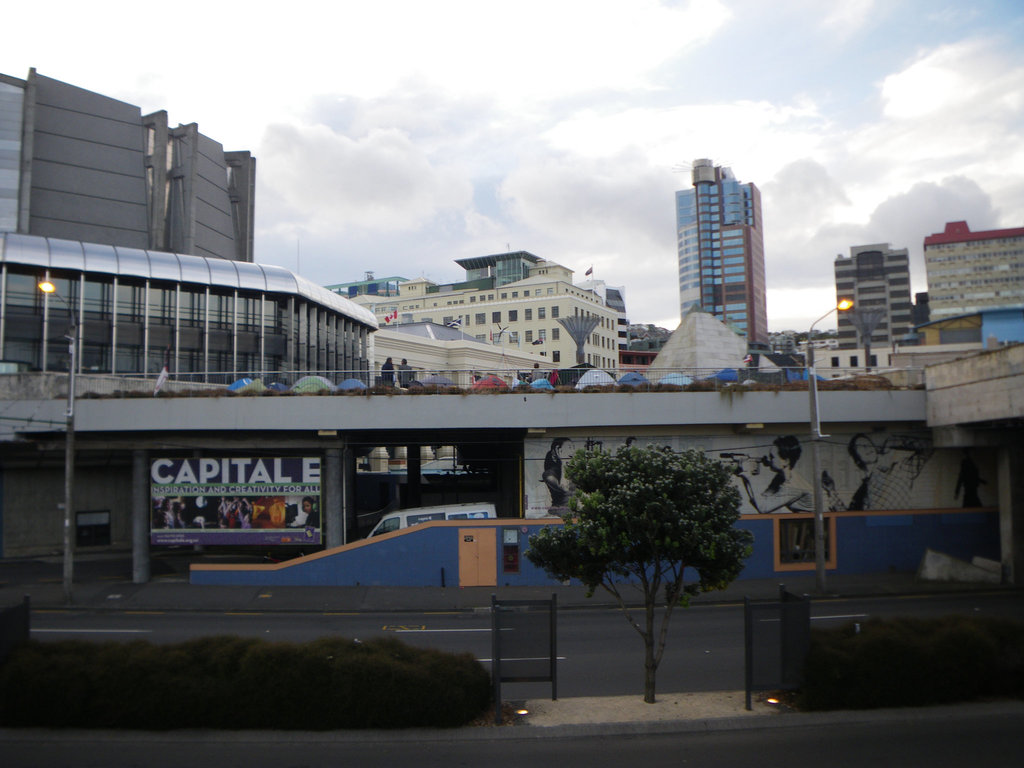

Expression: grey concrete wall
xmin=927 ymin=344 xmax=1024 ymax=426
xmin=3 ymin=463 xmax=132 ymax=556
xmin=44 ymin=390 xmax=927 ymax=435
xmin=27 ymin=74 xmax=149 ymax=248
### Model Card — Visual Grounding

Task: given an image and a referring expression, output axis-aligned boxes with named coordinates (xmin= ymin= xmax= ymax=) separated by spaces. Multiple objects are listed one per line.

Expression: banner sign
xmin=151 ymin=457 xmax=322 ymax=546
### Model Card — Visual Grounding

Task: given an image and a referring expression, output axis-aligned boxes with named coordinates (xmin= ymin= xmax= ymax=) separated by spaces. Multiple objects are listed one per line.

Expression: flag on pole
xmin=446 ymin=318 xmax=462 ymax=328
xmin=384 ymin=310 xmax=398 ymax=324
xmin=154 ymin=347 xmax=170 ymax=395
xmin=531 ymin=338 xmax=544 ymax=345
xmin=585 ymin=265 xmax=593 ymax=276
xmin=742 ymin=354 xmax=753 ymax=364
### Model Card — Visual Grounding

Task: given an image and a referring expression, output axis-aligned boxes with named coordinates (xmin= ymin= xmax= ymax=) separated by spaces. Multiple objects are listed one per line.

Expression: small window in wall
xmin=849 ymin=356 xmax=859 ymax=367
xmin=830 ymin=357 xmax=839 ymax=367
xmin=552 ymin=350 xmax=560 ymax=363
xmin=868 ymin=354 xmax=877 ymax=366
xmin=775 ymin=516 xmax=836 ymax=571
xmin=76 ymin=510 xmax=111 ymax=547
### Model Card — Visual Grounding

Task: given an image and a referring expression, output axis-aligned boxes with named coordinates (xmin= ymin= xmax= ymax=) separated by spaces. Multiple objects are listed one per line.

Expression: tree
xmin=526 ymin=444 xmax=752 ymax=703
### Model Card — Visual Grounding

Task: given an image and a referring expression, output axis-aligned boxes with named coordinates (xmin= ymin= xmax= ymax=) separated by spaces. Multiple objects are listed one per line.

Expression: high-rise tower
xmin=834 ymin=243 xmax=913 ymax=350
xmin=675 ymin=159 xmax=767 ymax=343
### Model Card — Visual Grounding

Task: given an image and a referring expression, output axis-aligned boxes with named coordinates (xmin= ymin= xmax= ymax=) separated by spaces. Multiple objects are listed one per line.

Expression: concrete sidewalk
xmin=0 ymin=549 xmax=1012 ymax=613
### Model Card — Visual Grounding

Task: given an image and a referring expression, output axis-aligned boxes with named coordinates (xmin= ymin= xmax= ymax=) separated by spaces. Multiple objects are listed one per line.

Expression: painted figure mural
xmin=524 ymin=430 xmax=960 ymax=519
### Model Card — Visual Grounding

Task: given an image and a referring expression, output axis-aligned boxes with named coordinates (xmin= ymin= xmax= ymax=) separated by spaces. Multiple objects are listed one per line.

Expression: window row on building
xmin=0 ymin=234 xmax=376 ymax=380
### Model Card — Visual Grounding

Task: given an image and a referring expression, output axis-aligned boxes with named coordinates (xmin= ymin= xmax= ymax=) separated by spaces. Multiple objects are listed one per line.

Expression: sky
xmin=4 ymin=0 xmax=1024 ymax=333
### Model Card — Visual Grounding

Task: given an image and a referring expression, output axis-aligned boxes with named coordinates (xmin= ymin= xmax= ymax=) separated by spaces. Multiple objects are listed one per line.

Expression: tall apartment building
xmin=675 ymin=159 xmax=767 ymax=343
xmin=0 ymin=69 xmax=255 ymax=262
xmin=330 ymin=251 xmax=625 ymax=369
xmin=924 ymin=221 xmax=1024 ymax=319
xmin=834 ymin=244 xmax=913 ymax=350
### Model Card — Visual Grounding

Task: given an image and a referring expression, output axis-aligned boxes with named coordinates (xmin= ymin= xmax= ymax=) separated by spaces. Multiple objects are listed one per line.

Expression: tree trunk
xmin=643 ymin=599 xmax=657 ymax=703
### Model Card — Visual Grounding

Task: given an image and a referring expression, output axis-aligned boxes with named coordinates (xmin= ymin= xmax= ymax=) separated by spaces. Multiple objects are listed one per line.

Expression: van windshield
xmin=372 ymin=517 xmax=401 ymax=536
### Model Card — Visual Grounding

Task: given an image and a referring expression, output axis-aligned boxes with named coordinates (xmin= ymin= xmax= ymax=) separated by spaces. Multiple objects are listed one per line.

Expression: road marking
xmin=32 ymin=628 xmax=152 ymax=634
xmin=388 ymin=627 xmax=489 ymax=633
xmin=478 ymin=656 xmax=566 ymax=663
xmin=760 ymin=613 xmax=868 ymax=623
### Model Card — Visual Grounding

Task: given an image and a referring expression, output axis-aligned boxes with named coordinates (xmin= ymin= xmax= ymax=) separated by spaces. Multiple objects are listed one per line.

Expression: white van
xmin=367 ymin=502 xmax=497 ymax=537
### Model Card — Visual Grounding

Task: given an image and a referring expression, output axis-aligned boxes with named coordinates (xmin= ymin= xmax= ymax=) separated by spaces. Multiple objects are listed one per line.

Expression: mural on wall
xmin=524 ymin=432 xmax=986 ymax=519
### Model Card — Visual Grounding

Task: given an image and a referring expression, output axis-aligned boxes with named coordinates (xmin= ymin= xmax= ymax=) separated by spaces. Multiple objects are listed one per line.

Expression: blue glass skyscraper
xmin=675 ymin=159 xmax=767 ymax=344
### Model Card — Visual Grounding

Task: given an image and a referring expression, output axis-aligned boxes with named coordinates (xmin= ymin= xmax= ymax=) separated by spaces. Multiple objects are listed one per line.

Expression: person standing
xmin=381 ymin=357 xmax=395 ymax=386
xmin=398 ymin=358 xmax=413 ymax=387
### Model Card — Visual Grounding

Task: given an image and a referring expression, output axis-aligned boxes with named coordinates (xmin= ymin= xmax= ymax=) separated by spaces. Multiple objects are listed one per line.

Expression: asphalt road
xmin=28 ymin=592 xmax=1024 ymax=698
xmin=2 ymin=708 xmax=1022 ymax=768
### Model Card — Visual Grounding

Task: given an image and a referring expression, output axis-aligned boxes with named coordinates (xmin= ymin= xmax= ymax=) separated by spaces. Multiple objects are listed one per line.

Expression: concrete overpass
xmin=0 ymin=351 xmax=1021 ymax=585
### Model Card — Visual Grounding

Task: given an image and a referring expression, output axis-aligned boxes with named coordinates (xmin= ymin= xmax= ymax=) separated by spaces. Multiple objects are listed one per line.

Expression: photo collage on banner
xmin=151 ymin=457 xmax=322 ymax=546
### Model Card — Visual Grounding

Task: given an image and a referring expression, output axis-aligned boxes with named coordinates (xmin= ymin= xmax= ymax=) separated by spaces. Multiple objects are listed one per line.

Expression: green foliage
xmin=526 ymin=445 xmax=752 ymax=600
xmin=799 ymin=615 xmax=1024 ymax=710
xmin=525 ymin=444 xmax=752 ymax=702
xmin=0 ymin=635 xmax=490 ymax=730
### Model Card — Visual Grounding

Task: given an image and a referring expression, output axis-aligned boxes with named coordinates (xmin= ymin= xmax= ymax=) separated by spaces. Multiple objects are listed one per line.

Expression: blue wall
xmin=190 ymin=511 xmax=1000 ymax=587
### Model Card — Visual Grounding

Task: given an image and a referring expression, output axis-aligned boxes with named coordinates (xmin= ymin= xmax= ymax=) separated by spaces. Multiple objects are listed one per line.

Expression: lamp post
xmin=39 ymin=280 xmax=77 ymax=604
xmin=807 ymin=298 xmax=853 ymax=594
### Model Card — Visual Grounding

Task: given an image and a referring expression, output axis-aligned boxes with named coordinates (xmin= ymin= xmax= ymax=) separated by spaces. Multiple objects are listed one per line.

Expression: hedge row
xmin=0 ymin=635 xmax=491 ymax=730
xmin=799 ymin=615 xmax=1024 ymax=710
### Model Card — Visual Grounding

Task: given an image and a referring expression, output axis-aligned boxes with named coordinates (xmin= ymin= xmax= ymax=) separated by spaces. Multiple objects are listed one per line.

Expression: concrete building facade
xmin=675 ymin=159 xmax=767 ymax=344
xmin=834 ymin=243 xmax=913 ymax=351
xmin=331 ymin=252 xmax=624 ymax=370
xmin=0 ymin=69 xmax=254 ymax=263
xmin=925 ymin=221 xmax=1024 ymax=319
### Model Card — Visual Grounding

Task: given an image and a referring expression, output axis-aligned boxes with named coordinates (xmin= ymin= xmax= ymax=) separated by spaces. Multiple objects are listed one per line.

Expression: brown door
xmin=458 ymin=527 xmax=497 ymax=587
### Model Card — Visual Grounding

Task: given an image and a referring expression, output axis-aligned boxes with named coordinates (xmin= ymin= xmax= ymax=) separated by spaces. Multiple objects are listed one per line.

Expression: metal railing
xmin=0 ymin=365 xmax=925 ymax=400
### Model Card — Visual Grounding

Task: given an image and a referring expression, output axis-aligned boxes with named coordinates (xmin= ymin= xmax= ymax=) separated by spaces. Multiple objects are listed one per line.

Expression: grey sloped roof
xmin=383 ymin=321 xmax=481 ymax=342
xmin=0 ymin=232 xmax=377 ymax=328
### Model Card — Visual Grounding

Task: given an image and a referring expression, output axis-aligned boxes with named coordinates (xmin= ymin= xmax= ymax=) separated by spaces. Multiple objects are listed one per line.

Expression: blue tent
xmin=618 ymin=371 xmax=650 ymax=387
xmin=266 ymin=382 xmax=289 ymax=392
xmin=228 ymin=378 xmax=266 ymax=394
xmin=338 ymin=378 xmax=368 ymax=391
xmin=530 ymin=378 xmax=555 ymax=390
xmin=657 ymin=372 xmax=693 ymax=387
xmin=708 ymin=368 xmax=739 ymax=382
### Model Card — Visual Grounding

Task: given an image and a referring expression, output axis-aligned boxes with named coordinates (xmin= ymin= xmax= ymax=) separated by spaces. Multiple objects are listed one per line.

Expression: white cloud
xmin=258 ymin=123 xmax=473 ymax=234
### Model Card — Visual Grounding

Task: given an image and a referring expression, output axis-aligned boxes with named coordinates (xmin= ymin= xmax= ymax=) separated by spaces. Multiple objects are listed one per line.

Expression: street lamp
xmin=807 ymin=298 xmax=853 ymax=594
xmin=39 ymin=279 xmax=77 ymax=604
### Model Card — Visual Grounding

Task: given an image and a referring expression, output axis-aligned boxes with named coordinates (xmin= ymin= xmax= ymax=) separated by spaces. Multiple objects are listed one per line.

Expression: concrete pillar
xmin=131 ymin=450 xmax=150 ymax=584
xmin=997 ymin=445 xmax=1024 ymax=584
xmin=342 ymin=444 xmax=355 ymax=545
xmin=407 ymin=445 xmax=422 ymax=508
xmin=325 ymin=447 xmax=342 ymax=549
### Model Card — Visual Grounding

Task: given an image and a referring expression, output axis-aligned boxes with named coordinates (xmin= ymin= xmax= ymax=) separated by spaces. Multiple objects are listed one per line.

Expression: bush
xmin=799 ymin=615 xmax=1024 ymax=711
xmin=0 ymin=635 xmax=490 ymax=730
